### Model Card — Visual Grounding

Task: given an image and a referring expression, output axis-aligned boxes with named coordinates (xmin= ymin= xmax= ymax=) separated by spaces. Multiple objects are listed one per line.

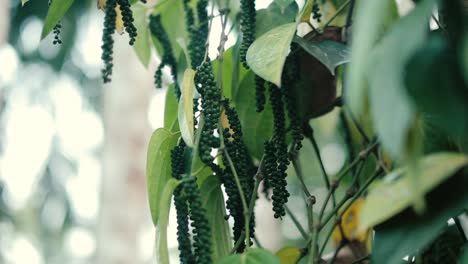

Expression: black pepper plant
xmin=38 ymin=0 xmax=468 ymax=263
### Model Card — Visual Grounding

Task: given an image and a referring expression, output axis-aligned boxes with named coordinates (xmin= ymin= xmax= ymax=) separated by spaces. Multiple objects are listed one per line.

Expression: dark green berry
xmin=255 ymin=75 xmax=266 ymax=112
xmin=117 ymin=0 xmax=138 ymax=45
xmin=101 ymin=0 xmax=118 ymax=83
xmin=312 ymin=3 xmax=322 ymax=23
xmin=240 ymin=0 xmax=256 ymax=68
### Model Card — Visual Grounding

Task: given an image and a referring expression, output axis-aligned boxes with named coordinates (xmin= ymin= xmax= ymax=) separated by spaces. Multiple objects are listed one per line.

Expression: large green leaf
xmin=345 ymin=0 xmax=398 ymax=116
xmin=256 ymin=2 xmax=298 ymax=38
xmin=367 ymin=0 xmax=435 ymax=158
xmin=212 ymin=47 xmax=247 ymax=99
xmin=132 ymin=3 xmax=151 ymax=68
xmin=405 ymin=33 xmax=468 ymax=148
xmin=199 ymin=176 xmax=232 ymax=261
xmin=146 ymin=128 xmax=180 ymax=225
xmin=234 ymin=71 xmax=273 ymax=159
xmin=164 ymin=85 xmax=180 ymax=132
xmin=155 ymin=178 xmax=180 ymax=264
xmin=274 ymin=0 xmax=294 ymax=13
xmin=371 ymin=170 xmax=468 ymax=264
xmin=218 ymin=248 xmax=281 ymax=264
xmin=178 ymin=69 xmax=195 ymax=146
xmin=41 ymin=0 xmax=75 ymax=39
xmin=293 ymin=38 xmax=349 ymax=75
xmin=246 ymin=23 xmax=297 ymax=87
xmin=359 ymin=152 xmax=468 ymax=231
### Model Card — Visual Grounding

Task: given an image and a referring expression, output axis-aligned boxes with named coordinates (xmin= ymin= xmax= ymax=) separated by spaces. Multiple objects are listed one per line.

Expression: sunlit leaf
xmin=246 ymin=23 xmax=297 ymax=87
xmin=218 ymin=248 xmax=281 ymax=264
xmin=296 ymin=0 xmax=313 ymax=23
xmin=275 ymin=247 xmax=301 ymax=264
xmin=146 ymin=128 xmax=180 ymax=225
xmin=359 ymin=152 xmax=468 ymax=231
xmin=21 ymin=0 xmax=29 ymax=6
xmin=293 ymin=38 xmax=349 ymax=75
xmin=199 ymin=176 xmax=232 ymax=261
xmin=345 ymin=0 xmax=398 ymax=116
xmin=178 ymin=69 xmax=195 ymax=146
xmin=155 ymin=178 xmax=180 ymax=264
xmin=41 ymin=0 xmax=75 ymax=39
xmin=372 ymin=171 xmax=468 ymax=264
xmin=132 ymin=3 xmax=151 ymax=67
xmin=367 ymin=0 xmax=435 ymax=158
xmin=164 ymin=85 xmax=179 ymax=132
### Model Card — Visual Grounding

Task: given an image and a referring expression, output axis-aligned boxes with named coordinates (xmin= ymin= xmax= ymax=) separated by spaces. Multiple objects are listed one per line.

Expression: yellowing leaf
xmin=115 ymin=4 xmax=124 ymax=35
xmin=97 ymin=0 xmax=105 ymax=9
xmin=297 ymin=0 xmax=313 ymax=23
xmin=246 ymin=23 xmax=297 ymax=87
xmin=275 ymin=247 xmax=301 ymax=264
xmin=178 ymin=69 xmax=195 ymax=147
xmin=359 ymin=152 xmax=468 ymax=232
xmin=332 ymin=198 xmax=369 ymax=245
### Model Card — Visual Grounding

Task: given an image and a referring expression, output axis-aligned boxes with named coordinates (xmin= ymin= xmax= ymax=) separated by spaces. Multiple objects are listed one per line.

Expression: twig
xmin=351 ymin=254 xmax=370 ymax=264
xmin=323 ymin=0 xmax=352 ymax=28
xmin=285 ymin=205 xmax=309 ymax=240
xmin=230 ymin=231 xmax=246 ymax=254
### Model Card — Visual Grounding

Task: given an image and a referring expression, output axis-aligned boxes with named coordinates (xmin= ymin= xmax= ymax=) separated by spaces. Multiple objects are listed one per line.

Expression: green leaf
xmin=247 ymin=23 xmax=297 ymax=87
xmin=359 ymin=152 xmax=468 ymax=231
xmin=293 ymin=38 xmax=349 ymax=75
xmin=21 ymin=0 xmax=29 ymax=6
xmin=218 ymin=248 xmax=281 ymax=264
xmin=405 ymin=33 xmax=468 ymax=146
xmin=234 ymin=71 xmax=273 ymax=159
xmin=152 ymin=0 xmax=188 ymax=59
xmin=462 ymin=34 xmax=468 ymax=85
xmin=155 ymin=178 xmax=181 ymax=264
xmin=199 ymin=176 xmax=232 ymax=261
xmin=296 ymin=0 xmax=313 ymax=23
xmin=274 ymin=0 xmax=294 ymax=13
xmin=460 ymin=246 xmax=468 ymax=264
xmin=371 ymin=170 xmax=468 ymax=264
xmin=164 ymin=85 xmax=180 ymax=132
xmin=367 ymin=0 xmax=435 ymax=158
xmin=146 ymin=128 xmax=180 ymax=225
xmin=178 ymin=69 xmax=195 ymax=146
xmin=132 ymin=3 xmax=151 ymax=68
xmin=345 ymin=0 xmax=398 ymax=116
xmin=256 ymin=2 xmax=298 ymax=38
xmin=41 ymin=0 xmax=75 ymax=39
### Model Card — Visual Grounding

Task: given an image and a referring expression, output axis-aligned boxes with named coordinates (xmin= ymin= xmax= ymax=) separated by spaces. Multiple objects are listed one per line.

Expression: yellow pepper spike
xmin=97 ymin=0 xmax=106 ymax=10
xmin=115 ymin=4 xmax=124 ymax=35
xmin=276 ymin=246 xmax=301 ymax=264
xmin=332 ymin=198 xmax=369 ymax=246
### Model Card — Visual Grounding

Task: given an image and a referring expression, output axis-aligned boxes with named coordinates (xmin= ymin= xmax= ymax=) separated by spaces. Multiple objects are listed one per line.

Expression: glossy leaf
xmin=234 ymin=71 xmax=273 ymax=159
xmin=371 ymin=170 xmax=468 ymax=264
xmin=155 ymin=178 xmax=180 ymax=264
xmin=164 ymin=85 xmax=179 ymax=132
xmin=246 ymin=23 xmax=297 ymax=87
xmin=41 ymin=0 xmax=75 ymax=39
xmin=367 ymin=0 xmax=435 ymax=158
xmin=359 ymin=152 xmax=468 ymax=231
xmin=199 ymin=176 xmax=232 ymax=261
xmin=178 ymin=69 xmax=195 ymax=146
xmin=345 ymin=0 xmax=398 ymax=116
xmin=293 ymin=38 xmax=349 ymax=75
xmin=132 ymin=3 xmax=151 ymax=67
xmin=256 ymin=2 xmax=298 ymax=38
xmin=146 ymin=128 xmax=180 ymax=225
xmin=218 ymin=248 xmax=281 ymax=264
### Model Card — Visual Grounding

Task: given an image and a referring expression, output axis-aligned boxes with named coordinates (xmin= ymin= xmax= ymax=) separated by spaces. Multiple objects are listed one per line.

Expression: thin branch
xmin=323 ymin=0 xmax=352 ymax=28
xmin=285 ymin=205 xmax=309 ymax=240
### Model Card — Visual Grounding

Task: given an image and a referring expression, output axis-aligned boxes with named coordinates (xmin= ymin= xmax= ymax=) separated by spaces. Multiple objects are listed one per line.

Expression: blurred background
xmin=0 ymin=0 xmax=417 ymax=263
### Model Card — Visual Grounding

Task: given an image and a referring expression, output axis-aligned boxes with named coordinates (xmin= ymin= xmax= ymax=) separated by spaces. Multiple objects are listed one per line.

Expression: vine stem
xmin=285 ymin=205 xmax=309 ymax=240
xmin=322 ymin=0 xmax=352 ymax=28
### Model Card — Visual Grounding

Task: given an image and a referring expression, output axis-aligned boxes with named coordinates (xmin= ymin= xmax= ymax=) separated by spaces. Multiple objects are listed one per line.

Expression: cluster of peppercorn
xmin=47 ymin=0 xmax=62 ymax=45
xmin=149 ymin=14 xmax=180 ymax=98
xmin=101 ymin=0 xmax=137 ymax=83
xmin=239 ymin=0 xmax=256 ymax=68
xmin=195 ymin=62 xmax=221 ymax=164
xmin=221 ymin=100 xmax=256 ymax=252
xmin=312 ymin=3 xmax=322 ymax=23
xmin=170 ymin=140 xmax=213 ymax=264
xmin=255 ymin=76 xmax=266 ymax=112
xmin=184 ymin=0 xmax=209 ymax=69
